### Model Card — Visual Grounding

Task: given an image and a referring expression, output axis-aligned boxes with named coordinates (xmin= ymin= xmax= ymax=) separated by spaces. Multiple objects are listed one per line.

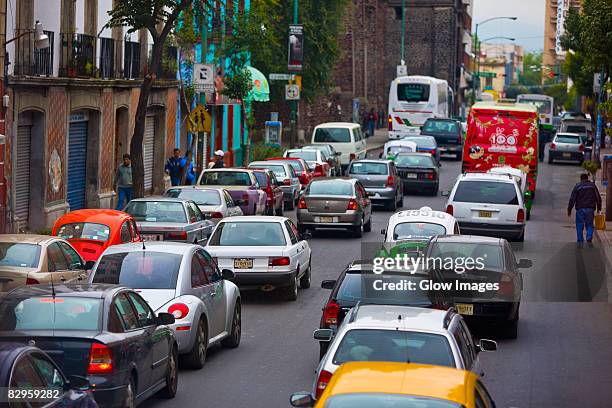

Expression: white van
xmin=311 ymin=122 xmax=367 ymax=171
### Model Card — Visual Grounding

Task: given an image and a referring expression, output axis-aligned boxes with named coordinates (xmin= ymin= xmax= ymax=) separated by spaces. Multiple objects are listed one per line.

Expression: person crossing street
xmin=165 ymin=148 xmax=183 ymax=186
xmin=567 ymin=173 xmax=602 ymax=244
xmin=114 ymin=154 xmax=133 ymax=210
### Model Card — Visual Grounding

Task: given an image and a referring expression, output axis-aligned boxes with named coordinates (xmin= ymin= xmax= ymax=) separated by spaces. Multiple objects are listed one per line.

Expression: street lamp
xmin=5 ymin=20 xmax=49 ymax=49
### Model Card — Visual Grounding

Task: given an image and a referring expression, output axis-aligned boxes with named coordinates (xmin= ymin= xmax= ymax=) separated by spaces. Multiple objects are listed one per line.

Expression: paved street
xmin=146 ymin=153 xmax=612 ymax=408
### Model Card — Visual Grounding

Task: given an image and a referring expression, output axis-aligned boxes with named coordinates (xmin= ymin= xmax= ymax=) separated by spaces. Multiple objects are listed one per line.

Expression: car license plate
xmin=478 ymin=210 xmax=492 ymax=218
xmin=456 ymin=303 xmax=473 ymax=315
xmin=142 ymin=234 xmax=163 ymax=241
xmin=319 ymin=216 xmax=335 ymax=223
xmin=406 ymin=173 xmax=417 ymax=179
xmin=234 ymin=258 xmax=253 ymax=269
xmin=562 ymin=152 xmax=571 ymax=158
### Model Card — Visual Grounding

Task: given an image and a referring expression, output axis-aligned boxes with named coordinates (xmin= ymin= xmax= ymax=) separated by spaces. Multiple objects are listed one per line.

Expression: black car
xmin=318 ymin=259 xmax=453 ymax=358
xmin=394 ymin=152 xmax=439 ymax=195
xmin=0 ymin=284 xmax=178 ymax=408
xmin=0 ymin=343 xmax=98 ymax=407
xmin=425 ymin=235 xmax=532 ymax=339
xmin=419 ymin=118 xmax=463 ymax=160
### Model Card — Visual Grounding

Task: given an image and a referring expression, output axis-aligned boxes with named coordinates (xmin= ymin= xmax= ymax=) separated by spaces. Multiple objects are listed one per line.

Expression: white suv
xmin=312 ymin=304 xmax=496 ymax=399
xmin=445 ymin=173 xmax=526 ymax=242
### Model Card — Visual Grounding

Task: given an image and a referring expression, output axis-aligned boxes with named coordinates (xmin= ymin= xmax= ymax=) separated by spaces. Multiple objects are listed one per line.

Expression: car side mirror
xmin=313 ymin=329 xmax=334 ymax=342
xmin=157 ymin=312 xmax=175 ymax=326
xmin=300 ymin=232 xmax=312 ymax=241
xmin=321 ymin=280 xmax=336 ymax=289
xmin=477 ymin=339 xmax=497 ymax=352
xmin=67 ymin=375 xmax=91 ymax=390
xmin=517 ymin=258 xmax=532 ymax=269
xmin=221 ymin=269 xmax=235 ymax=280
xmin=440 ymin=190 xmax=450 ymax=197
xmin=290 ymin=392 xmax=315 ymax=407
xmin=380 ymin=228 xmax=386 ymax=235
xmin=83 ymin=260 xmax=96 ymax=270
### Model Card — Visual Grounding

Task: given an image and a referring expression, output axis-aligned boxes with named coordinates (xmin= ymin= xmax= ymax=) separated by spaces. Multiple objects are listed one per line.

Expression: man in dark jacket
xmin=208 ymin=150 xmax=225 ymax=168
xmin=567 ymin=173 xmax=602 ymax=243
xmin=114 ymin=154 xmax=133 ymax=210
xmin=165 ymin=148 xmax=183 ymax=186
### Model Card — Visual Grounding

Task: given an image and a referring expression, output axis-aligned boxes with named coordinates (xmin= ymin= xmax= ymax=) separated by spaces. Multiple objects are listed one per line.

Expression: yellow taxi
xmin=290 ymin=362 xmax=496 ymax=408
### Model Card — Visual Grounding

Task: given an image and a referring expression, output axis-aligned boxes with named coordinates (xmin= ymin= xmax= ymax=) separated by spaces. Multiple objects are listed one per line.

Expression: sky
xmin=472 ymin=0 xmax=546 ymax=52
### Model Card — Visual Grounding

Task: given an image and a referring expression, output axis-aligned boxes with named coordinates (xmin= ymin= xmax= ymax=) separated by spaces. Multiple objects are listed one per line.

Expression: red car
xmin=266 ymin=157 xmax=313 ymax=188
xmin=52 ymin=209 xmax=141 ymax=262
xmin=251 ymin=168 xmax=284 ymax=215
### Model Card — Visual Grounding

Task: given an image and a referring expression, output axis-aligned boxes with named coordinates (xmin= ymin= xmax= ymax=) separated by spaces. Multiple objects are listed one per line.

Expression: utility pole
xmin=400 ymin=0 xmax=405 ymax=64
xmin=200 ymin=10 xmax=208 ymax=169
xmin=290 ymin=0 xmax=299 ymax=148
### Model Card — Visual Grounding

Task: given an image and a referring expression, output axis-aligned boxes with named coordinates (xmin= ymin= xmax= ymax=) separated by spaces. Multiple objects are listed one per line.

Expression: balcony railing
xmin=60 ymin=33 xmax=96 ymax=77
xmin=13 ymin=30 xmax=54 ymax=76
xmin=99 ymin=37 xmax=115 ymax=78
xmin=123 ymin=40 xmax=141 ymax=79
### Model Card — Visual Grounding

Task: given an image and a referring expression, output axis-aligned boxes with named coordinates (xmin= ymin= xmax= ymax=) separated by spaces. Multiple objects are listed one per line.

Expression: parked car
xmin=401 ymin=135 xmax=441 ymax=165
xmin=0 ymin=284 xmax=179 ymax=407
xmin=266 ymin=157 xmax=313 ymax=190
xmin=90 ymin=242 xmax=241 ymax=368
xmin=0 ymin=343 xmax=98 ymax=407
xmin=346 ymin=159 xmax=403 ymax=211
xmin=125 ymin=197 xmax=214 ymax=244
xmin=251 ymin=168 xmax=284 ymax=216
xmin=284 ymin=148 xmax=332 ymax=177
xmin=205 ymin=216 xmax=312 ymax=301
xmin=197 ymin=168 xmax=266 ymax=215
xmin=548 ymin=132 xmax=585 ymax=164
xmin=0 ymin=234 xmax=91 ymax=293
xmin=52 ymin=209 xmax=141 ymax=262
xmin=296 ymin=178 xmax=372 ymax=238
xmin=445 ymin=172 xmax=526 ymax=241
xmin=165 ymin=186 xmax=243 ymax=223
xmin=419 ymin=117 xmax=463 ymax=160
xmin=248 ymin=161 xmax=301 ymax=210
xmin=426 ymin=234 xmax=531 ymax=338
xmin=303 ymin=144 xmax=342 ymax=176
xmin=310 ymin=122 xmax=367 ymax=173
xmin=312 ymin=304 xmax=496 ymax=398
xmin=394 ymin=152 xmax=439 ymax=195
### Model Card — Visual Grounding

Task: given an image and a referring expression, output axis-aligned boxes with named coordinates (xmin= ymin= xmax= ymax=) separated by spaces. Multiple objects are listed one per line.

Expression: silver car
xmin=164 ymin=186 xmax=243 ymax=224
xmin=347 ymin=159 xmax=403 ymax=211
xmin=548 ymin=132 xmax=585 ymax=164
xmin=125 ymin=197 xmax=214 ymax=244
xmin=89 ymin=241 xmax=241 ymax=369
xmin=248 ymin=161 xmax=301 ymax=210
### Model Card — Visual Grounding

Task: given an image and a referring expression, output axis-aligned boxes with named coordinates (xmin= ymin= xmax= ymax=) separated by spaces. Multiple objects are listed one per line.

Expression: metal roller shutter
xmin=143 ymin=116 xmax=155 ymax=191
xmin=67 ymin=121 xmax=88 ymax=211
xmin=14 ymin=126 xmax=31 ymax=221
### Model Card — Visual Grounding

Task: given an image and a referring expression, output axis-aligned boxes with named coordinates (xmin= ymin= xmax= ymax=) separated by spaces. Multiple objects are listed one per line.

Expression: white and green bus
xmin=517 ymin=94 xmax=554 ymax=138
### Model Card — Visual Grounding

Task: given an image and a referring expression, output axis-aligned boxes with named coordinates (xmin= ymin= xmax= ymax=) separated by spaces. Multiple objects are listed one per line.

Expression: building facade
xmin=478 ymin=43 xmax=524 ymax=97
xmin=543 ymin=0 xmax=581 ymax=68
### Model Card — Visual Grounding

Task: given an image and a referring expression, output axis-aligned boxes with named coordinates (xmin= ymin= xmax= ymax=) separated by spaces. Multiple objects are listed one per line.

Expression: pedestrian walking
xmin=180 ymin=150 xmax=196 ymax=185
xmin=567 ymin=173 xmax=602 ymax=244
xmin=538 ymin=126 xmax=547 ymax=162
xmin=367 ymin=108 xmax=376 ymax=137
xmin=165 ymin=148 xmax=183 ymax=186
xmin=208 ymin=150 xmax=225 ymax=169
xmin=114 ymin=154 xmax=133 ymax=210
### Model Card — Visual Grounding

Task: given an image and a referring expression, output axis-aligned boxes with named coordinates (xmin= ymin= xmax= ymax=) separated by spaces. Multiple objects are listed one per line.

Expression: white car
xmin=313 ymin=304 xmax=497 ymax=398
xmin=381 ymin=206 xmax=460 ymax=244
xmin=445 ymin=173 xmax=526 ymax=241
xmin=381 ymin=140 xmax=417 ymax=159
xmin=165 ymin=186 xmax=243 ymax=223
xmin=311 ymin=122 xmax=367 ymax=172
xmin=284 ymin=148 xmax=332 ymax=177
xmin=205 ymin=216 xmax=312 ymax=301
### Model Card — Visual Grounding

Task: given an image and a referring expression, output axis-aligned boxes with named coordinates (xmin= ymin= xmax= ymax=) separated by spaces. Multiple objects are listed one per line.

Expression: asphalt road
xmin=148 ymin=151 xmax=612 ymax=408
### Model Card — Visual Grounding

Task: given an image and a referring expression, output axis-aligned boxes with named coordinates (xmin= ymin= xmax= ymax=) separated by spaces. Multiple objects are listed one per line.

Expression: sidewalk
xmin=365 ymin=128 xmax=389 ymax=153
xmin=594 ymin=147 xmax=612 ymax=266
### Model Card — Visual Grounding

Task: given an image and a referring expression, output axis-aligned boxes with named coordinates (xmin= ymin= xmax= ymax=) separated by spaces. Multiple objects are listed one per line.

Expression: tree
xmin=518 ymin=52 xmax=543 ymax=87
xmin=106 ymin=0 xmax=210 ymax=197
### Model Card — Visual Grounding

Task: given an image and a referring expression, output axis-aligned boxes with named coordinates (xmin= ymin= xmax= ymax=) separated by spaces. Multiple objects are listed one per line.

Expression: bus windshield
xmin=397 ymin=83 xmax=430 ymax=103
xmin=518 ymin=98 xmax=552 ymax=114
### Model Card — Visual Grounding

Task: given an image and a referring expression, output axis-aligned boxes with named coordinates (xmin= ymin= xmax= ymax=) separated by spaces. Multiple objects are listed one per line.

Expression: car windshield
xmin=563 ymin=126 xmax=586 ymax=134
xmin=0 ymin=243 xmax=41 ymax=268
xmin=324 ymin=394 xmax=461 ymax=408
xmin=556 ymin=135 xmax=581 ymax=144
xmin=333 ymin=329 xmax=454 ymax=367
xmin=393 ymin=222 xmax=446 ymax=240
xmin=200 ymin=171 xmax=253 ymax=186
xmin=0 ymin=297 xmax=101 ymax=331
xmin=422 ymin=121 xmax=459 ymax=133
xmin=56 ymin=222 xmax=111 ymax=242
xmin=208 ymin=222 xmax=287 ymax=246
xmin=337 ymin=273 xmax=434 ymax=307
xmin=308 ymin=180 xmax=353 ymax=196
xmin=395 ymin=155 xmax=435 ymax=167
xmin=165 ymin=189 xmax=221 ymax=205
xmin=92 ymin=252 xmax=182 ymax=289
xmin=349 ymin=162 xmax=388 ymax=175
xmin=314 ymin=128 xmax=351 ymax=143
xmin=251 ymin=164 xmax=287 ymax=178
xmin=287 ymin=150 xmax=317 ymax=161
xmin=453 ymin=181 xmax=518 ymax=205
xmin=407 ymin=137 xmax=436 ymax=148
xmin=125 ymin=201 xmax=187 ymax=223
xmin=429 ymin=242 xmax=503 ymax=270
xmin=397 ymin=83 xmax=430 ymax=103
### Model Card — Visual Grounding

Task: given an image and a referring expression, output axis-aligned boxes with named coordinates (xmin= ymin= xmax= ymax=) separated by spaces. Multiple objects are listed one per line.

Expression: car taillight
xmin=269 ymin=256 xmax=291 ymax=266
xmin=316 ymin=370 xmax=333 ymax=399
xmin=431 ymin=149 xmax=437 ymax=156
xmin=579 ymin=144 xmax=585 ymax=151
xmin=26 ymin=277 xmax=39 ymax=285
xmin=388 ymin=115 xmax=393 ymax=131
xmin=385 ymin=175 xmax=395 ymax=187
xmin=165 ymin=231 xmax=187 ymax=240
xmin=346 ymin=199 xmax=358 ymax=211
xmin=425 ymin=171 xmax=435 ymax=180
xmin=349 ymin=153 xmax=356 ymax=161
xmin=168 ymin=303 xmax=189 ymax=320
xmin=550 ymin=142 xmax=556 ymax=150
xmin=446 ymin=204 xmax=453 ymax=215
xmin=211 ymin=212 xmax=224 ymax=219
xmin=322 ymin=300 xmax=339 ymax=327
xmin=499 ymin=273 xmax=514 ymax=296
xmin=298 ymin=197 xmax=307 ymax=209
xmin=87 ymin=343 xmax=113 ymax=374
xmin=517 ymin=208 xmax=525 ymax=223
xmin=284 ymin=179 xmax=291 ymax=185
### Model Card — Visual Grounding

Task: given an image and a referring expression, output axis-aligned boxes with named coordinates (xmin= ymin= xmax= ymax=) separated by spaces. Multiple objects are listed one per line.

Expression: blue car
xmin=400 ymin=135 xmax=441 ymax=166
xmin=0 ymin=342 xmax=98 ymax=407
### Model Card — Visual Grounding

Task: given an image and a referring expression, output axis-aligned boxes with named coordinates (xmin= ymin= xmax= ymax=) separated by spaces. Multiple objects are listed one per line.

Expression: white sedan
xmin=165 ymin=186 xmax=243 ymax=223
xmin=205 ymin=216 xmax=312 ymax=301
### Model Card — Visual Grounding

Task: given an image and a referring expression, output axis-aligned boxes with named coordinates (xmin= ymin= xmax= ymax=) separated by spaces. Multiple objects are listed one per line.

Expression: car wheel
xmin=363 ymin=216 xmax=372 ymax=232
xmin=184 ymin=319 xmax=207 ymax=369
xmin=222 ymin=302 xmax=241 ymax=348
xmin=161 ymin=347 xmax=178 ymax=398
xmin=504 ymin=308 xmax=519 ymax=339
xmin=526 ymin=209 xmax=531 ymax=220
xmin=351 ymin=220 xmax=363 ymax=238
xmin=284 ymin=274 xmax=299 ymax=301
xmin=387 ymin=198 xmax=397 ymax=211
xmin=299 ymin=260 xmax=312 ymax=289
xmin=124 ymin=376 xmax=136 ymax=408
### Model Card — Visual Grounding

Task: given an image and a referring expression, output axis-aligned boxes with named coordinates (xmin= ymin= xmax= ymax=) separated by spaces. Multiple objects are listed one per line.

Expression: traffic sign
xmin=477 ymin=72 xmax=497 ymax=78
xmin=270 ymin=73 xmax=294 ymax=81
xmin=396 ymin=65 xmax=407 ymax=77
xmin=285 ymin=84 xmax=300 ymax=100
xmin=188 ymin=104 xmax=212 ymax=133
xmin=193 ymin=63 xmax=215 ymax=93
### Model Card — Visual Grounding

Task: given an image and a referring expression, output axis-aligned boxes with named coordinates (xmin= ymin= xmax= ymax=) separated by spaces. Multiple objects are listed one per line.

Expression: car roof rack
xmin=443 ymin=307 xmax=456 ymax=329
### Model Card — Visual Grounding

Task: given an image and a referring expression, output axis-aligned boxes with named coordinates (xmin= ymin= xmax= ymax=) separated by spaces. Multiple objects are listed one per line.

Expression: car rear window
xmin=336 ymin=273 xmax=434 ymax=307
xmin=325 ymin=394 xmax=461 ymax=408
xmin=250 ymin=164 xmax=287 ymax=178
xmin=165 ymin=189 xmax=221 ymax=205
xmin=125 ymin=201 xmax=187 ymax=223
xmin=393 ymin=222 xmax=446 ymax=240
xmin=287 ymin=150 xmax=317 ymax=161
xmin=92 ymin=252 xmax=182 ymax=289
xmin=57 ymin=222 xmax=111 ymax=242
xmin=409 ymin=137 xmax=436 ymax=148
xmin=453 ymin=180 xmax=518 ymax=205
xmin=429 ymin=242 xmax=503 ymax=270
xmin=0 ymin=243 xmax=41 ymax=268
xmin=333 ymin=329 xmax=454 ymax=367
xmin=308 ymin=180 xmax=354 ymax=196
xmin=208 ymin=222 xmax=287 ymax=246
xmin=314 ymin=128 xmax=351 ymax=143
xmin=0 ymin=297 xmax=101 ymax=331
xmin=565 ymin=125 xmax=586 ymax=133
xmin=422 ymin=120 xmax=459 ymax=133
xmin=395 ymin=155 xmax=435 ymax=167
xmin=555 ymin=135 xmax=581 ymax=144
xmin=200 ymin=171 xmax=253 ymax=186
xmin=348 ymin=162 xmax=388 ymax=175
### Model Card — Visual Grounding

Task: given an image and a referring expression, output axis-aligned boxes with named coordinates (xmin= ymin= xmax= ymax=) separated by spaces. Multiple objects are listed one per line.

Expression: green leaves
xmin=222 ymin=68 xmax=253 ymax=101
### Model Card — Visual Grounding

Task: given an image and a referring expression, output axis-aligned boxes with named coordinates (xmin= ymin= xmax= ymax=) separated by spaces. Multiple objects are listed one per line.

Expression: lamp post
xmin=400 ymin=0 xmax=406 ymax=64
xmin=290 ymin=0 xmax=299 ymax=148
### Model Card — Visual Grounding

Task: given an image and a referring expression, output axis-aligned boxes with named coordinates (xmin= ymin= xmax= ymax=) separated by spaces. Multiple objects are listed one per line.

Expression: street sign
xmin=193 ymin=63 xmax=215 ymax=93
xmin=477 ymin=72 xmax=497 ymax=78
xmin=270 ymin=73 xmax=294 ymax=81
xmin=188 ymin=104 xmax=212 ymax=133
xmin=396 ymin=65 xmax=407 ymax=77
xmin=285 ymin=84 xmax=300 ymax=100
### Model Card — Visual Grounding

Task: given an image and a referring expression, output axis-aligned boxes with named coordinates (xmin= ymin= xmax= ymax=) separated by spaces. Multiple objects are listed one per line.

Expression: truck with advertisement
xmin=462 ymin=102 xmax=539 ymax=216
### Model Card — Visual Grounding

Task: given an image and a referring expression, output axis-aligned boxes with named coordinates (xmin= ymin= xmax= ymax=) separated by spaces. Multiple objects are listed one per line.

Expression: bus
xmin=517 ymin=94 xmax=554 ymax=140
xmin=387 ymin=75 xmax=449 ymax=139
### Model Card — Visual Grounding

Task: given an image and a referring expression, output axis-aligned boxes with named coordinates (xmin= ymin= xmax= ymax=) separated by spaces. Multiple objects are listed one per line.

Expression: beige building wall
xmin=543 ymin=0 xmax=582 ymax=67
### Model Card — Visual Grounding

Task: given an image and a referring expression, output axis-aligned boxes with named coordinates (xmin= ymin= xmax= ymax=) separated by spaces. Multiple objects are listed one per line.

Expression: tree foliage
xmin=518 ymin=52 xmax=543 ymax=87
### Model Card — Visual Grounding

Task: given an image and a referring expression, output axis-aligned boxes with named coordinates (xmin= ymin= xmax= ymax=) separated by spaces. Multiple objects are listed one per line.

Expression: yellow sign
xmin=188 ymin=104 xmax=211 ymax=133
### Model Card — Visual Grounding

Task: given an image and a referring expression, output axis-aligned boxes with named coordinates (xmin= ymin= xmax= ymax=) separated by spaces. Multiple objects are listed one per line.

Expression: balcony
xmin=13 ymin=30 xmax=54 ymax=76
xmin=123 ymin=40 xmax=141 ymax=79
